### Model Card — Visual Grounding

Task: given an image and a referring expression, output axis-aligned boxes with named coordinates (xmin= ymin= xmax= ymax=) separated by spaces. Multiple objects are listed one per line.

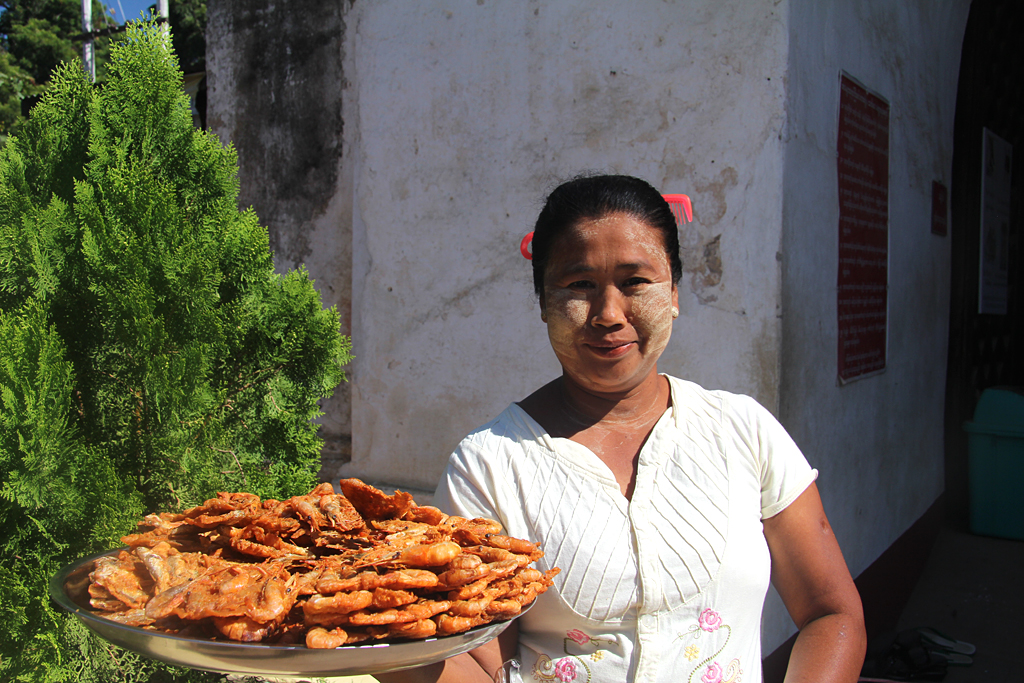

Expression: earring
xmin=671 ymin=307 xmax=679 ymax=318
xmin=541 ymin=312 xmax=547 ymax=322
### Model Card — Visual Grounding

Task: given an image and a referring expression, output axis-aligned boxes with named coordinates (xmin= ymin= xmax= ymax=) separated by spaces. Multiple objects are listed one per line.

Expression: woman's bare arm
xmin=762 ymin=483 xmax=866 ymax=683
xmin=373 ymin=620 xmax=519 ymax=683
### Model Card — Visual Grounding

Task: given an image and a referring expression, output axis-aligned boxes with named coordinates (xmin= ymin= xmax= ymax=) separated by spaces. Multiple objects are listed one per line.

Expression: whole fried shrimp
xmin=435 ymin=613 xmax=492 ymax=636
xmin=397 ymin=540 xmax=462 ymax=567
xmin=252 ymin=512 xmax=301 ymax=534
xmin=305 ymin=626 xmax=348 ymax=649
xmin=286 ymin=495 xmax=329 ymax=533
xmin=90 ymin=554 xmax=151 ymax=609
xmin=319 ymin=568 xmax=440 ymax=593
xmin=463 ymin=545 xmax=532 ymax=567
xmin=448 ymin=517 xmax=503 ymax=536
xmin=485 ymin=598 xmax=522 ymax=619
xmin=135 ymin=545 xmax=175 ymax=594
xmin=245 ymin=568 xmax=296 ymax=623
xmin=371 ymin=587 xmax=418 ymax=609
xmin=402 ymin=505 xmax=448 ymax=525
xmin=319 ymin=493 xmax=365 ymax=531
xmin=446 ymin=554 xmax=484 ymax=570
xmin=303 ymin=590 xmax=373 ymax=617
xmin=99 ymin=607 xmax=155 ymax=627
xmin=389 ymin=618 xmax=437 ymax=639
xmin=447 ymin=588 xmax=501 ymax=617
xmin=214 ymin=615 xmax=277 ymax=642
xmin=184 ymin=493 xmax=260 ymax=528
xmin=230 ymin=536 xmax=289 ymax=559
xmin=455 ymin=531 xmax=541 ymax=559
xmin=436 ymin=560 xmax=492 ymax=589
xmin=189 ymin=507 xmax=260 ymax=529
xmin=340 ymin=626 xmax=390 ymax=644
xmin=345 ymin=599 xmax=452 ymax=626
xmin=446 ymin=559 xmax=519 ymax=600
xmin=145 ymin=579 xmax=192 ymax=619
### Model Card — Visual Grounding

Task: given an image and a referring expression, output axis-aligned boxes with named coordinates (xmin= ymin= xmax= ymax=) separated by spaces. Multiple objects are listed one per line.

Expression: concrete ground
xmin=892 ymin=525 xmax=1024 ymax=682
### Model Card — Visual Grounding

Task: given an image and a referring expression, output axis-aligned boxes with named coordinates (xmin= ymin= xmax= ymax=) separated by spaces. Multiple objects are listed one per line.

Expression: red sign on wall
xmin=837 ymin=75 xmax=889 ymax=382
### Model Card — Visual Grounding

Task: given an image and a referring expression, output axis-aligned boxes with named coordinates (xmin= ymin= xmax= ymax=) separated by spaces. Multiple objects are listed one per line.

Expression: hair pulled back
xmin=531 ymin=174 xmax=683 ymax=296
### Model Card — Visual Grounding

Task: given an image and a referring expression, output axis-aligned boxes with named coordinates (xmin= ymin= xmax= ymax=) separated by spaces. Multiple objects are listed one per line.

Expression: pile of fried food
xmin=81 ymin=479 xmax=558 ymax=649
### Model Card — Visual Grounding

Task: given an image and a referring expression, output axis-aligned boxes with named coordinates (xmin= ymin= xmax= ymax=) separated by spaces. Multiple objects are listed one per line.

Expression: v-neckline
xmin=509 ymin=399 xmax=675 ymax=503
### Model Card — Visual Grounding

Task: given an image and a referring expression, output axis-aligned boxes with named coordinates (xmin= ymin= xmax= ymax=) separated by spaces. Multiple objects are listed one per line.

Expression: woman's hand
xmin=763 ymin=483 xmax=866 ymax=683
xmin=372 ymin=621 xmax=518 ymax=683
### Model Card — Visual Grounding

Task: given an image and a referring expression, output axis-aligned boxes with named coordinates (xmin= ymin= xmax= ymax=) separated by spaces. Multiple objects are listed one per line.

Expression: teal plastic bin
xmin=964 ymin=387 xmax=1024 ymax=540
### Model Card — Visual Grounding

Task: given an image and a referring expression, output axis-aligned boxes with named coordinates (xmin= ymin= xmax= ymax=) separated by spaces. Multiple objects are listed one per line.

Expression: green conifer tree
xmin=0 ymin=20 xmax=351 ymax=682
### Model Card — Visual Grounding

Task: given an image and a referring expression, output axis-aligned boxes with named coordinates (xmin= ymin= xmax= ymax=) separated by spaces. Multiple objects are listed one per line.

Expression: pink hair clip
xmin=662 ymin=194 xmax=693 ymax=226
xmin=521 ymin=232 xmax=534 ymax=260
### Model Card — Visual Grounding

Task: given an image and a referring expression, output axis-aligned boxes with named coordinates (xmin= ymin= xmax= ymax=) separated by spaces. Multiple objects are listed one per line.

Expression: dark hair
xmin=531 ymin=174 xmax=683 ymax=296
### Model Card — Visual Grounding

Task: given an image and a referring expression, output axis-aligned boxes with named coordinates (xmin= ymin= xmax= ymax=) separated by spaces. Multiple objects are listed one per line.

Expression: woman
xmin=381 ymin=175 xmax=865 ymax=682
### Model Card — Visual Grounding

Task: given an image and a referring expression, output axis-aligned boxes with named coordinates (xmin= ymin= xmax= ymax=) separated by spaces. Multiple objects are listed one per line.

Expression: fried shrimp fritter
xmin=339 ymin=478 xmax=415 ymax=520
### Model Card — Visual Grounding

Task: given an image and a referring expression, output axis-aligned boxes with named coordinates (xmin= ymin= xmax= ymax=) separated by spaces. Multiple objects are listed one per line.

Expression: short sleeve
xmin=432 ymin=415 xmax=519 ymax=533
xmin=433 ymin=446 xmax=500 ymax=520
xmin=724 ymin=393 xmax=817 ymax=519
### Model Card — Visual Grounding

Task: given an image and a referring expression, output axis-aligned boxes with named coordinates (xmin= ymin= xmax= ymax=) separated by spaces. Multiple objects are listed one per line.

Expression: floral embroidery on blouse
xmin=535 ymin=612 xmax=743 ymax=682
xmin=701 ymin=659 xmax=742 ymax=683
xmin=676 ymin=608 xmax=743 ymax=683
xmin=698 ymin=608 xmax=723 ymax=632
xmin=533 ymin=629 xmax=615 ymax=682
xmin=567 ymin=629 xmax=590 ymax=645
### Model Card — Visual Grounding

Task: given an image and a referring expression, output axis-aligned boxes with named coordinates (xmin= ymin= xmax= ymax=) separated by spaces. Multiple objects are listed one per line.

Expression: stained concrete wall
xmin=206 ymin=1 xmax=353 ymax=471
xmin=771 ymin=0 xmax=970 ymax=650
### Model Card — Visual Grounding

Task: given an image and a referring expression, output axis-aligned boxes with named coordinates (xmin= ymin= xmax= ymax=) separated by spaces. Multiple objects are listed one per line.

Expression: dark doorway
xmin=945 ymin=0 xmax=1024 ymax=527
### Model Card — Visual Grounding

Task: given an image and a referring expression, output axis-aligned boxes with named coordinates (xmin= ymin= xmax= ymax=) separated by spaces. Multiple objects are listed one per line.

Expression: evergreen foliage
xmin=0 ymin=47 xmax=40 ymax=138
xmin=0 ymin=20 xmax=351 ymax=682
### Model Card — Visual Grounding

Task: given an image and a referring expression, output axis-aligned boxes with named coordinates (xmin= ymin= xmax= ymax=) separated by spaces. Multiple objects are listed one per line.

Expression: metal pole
xmin=81 ymin=0 xmax=94 ymax=82
xmin=157 ymin=0 xmax=169 ymax=36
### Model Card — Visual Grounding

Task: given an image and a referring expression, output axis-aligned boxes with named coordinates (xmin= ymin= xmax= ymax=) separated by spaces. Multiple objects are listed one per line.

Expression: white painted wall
xmin=771 ymin=0 xmax=970 ymax=652
xmin=340 ymin=0 xmax=790 ymax=494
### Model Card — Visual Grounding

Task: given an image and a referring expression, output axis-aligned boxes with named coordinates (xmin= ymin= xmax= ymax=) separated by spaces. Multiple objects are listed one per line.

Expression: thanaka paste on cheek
xmin=544 ymin=289 xmax=588 ymax=360
xmin=629 ymin=282 xmax=675 ymax=356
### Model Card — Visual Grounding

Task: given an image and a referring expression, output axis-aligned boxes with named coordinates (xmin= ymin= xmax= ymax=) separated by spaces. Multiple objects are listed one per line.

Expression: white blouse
xmin=434 ymin=376 xmax=817 ymax=683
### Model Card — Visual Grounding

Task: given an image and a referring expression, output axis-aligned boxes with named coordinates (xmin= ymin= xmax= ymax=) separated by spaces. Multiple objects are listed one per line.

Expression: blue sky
xmin=0 ymin=2 xmax=159 ymax=24
xmin=106 ymin=1 xmax=159 ymax=25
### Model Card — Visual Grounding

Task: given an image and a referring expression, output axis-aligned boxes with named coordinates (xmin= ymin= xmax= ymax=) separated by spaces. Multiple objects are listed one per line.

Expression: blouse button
xmin=638 ymin=613 xmax=656 ymax=631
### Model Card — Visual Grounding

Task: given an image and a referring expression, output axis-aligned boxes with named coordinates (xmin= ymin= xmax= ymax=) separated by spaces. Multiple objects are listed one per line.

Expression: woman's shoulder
xmin=453 ymin=402 xmax=543 ymax=454
xmin=664 ymin=374 xmax=760 ymax=411
xmin=663 ymin=374 xmax=782 ymax=436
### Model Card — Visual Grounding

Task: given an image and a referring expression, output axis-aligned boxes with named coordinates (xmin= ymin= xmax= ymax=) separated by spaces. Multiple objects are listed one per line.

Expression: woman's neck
xmin=556 ymin=372 xmax=668 ymax=430
xmin=518 ymin=371 xmax=670 ymax=439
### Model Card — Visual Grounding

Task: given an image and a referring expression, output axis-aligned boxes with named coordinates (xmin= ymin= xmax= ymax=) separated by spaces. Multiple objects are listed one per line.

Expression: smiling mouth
xmin=585 ymin=341 xmax=635 ymax=358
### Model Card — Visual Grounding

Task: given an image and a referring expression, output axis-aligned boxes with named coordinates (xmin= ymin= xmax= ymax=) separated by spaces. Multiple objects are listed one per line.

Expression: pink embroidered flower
xmin=701 ymin=661 xmax=724 ymax=683
xmin=567 ymin=629 xmax=590 ymax=645
xmin=698 ymin=608 xmax=723 ymax=632
xmin=554 ymin=658 xmax=578 ymax=682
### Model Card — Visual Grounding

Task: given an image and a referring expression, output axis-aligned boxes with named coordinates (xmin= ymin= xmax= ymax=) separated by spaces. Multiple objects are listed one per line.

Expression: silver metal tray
xmin=50 ymin=549 xmax=518 ymax=677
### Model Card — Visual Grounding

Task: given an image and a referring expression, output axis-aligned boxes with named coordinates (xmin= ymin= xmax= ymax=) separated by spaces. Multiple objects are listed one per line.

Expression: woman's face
xmin=541 ymin=212 xmax=679 ymax=396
